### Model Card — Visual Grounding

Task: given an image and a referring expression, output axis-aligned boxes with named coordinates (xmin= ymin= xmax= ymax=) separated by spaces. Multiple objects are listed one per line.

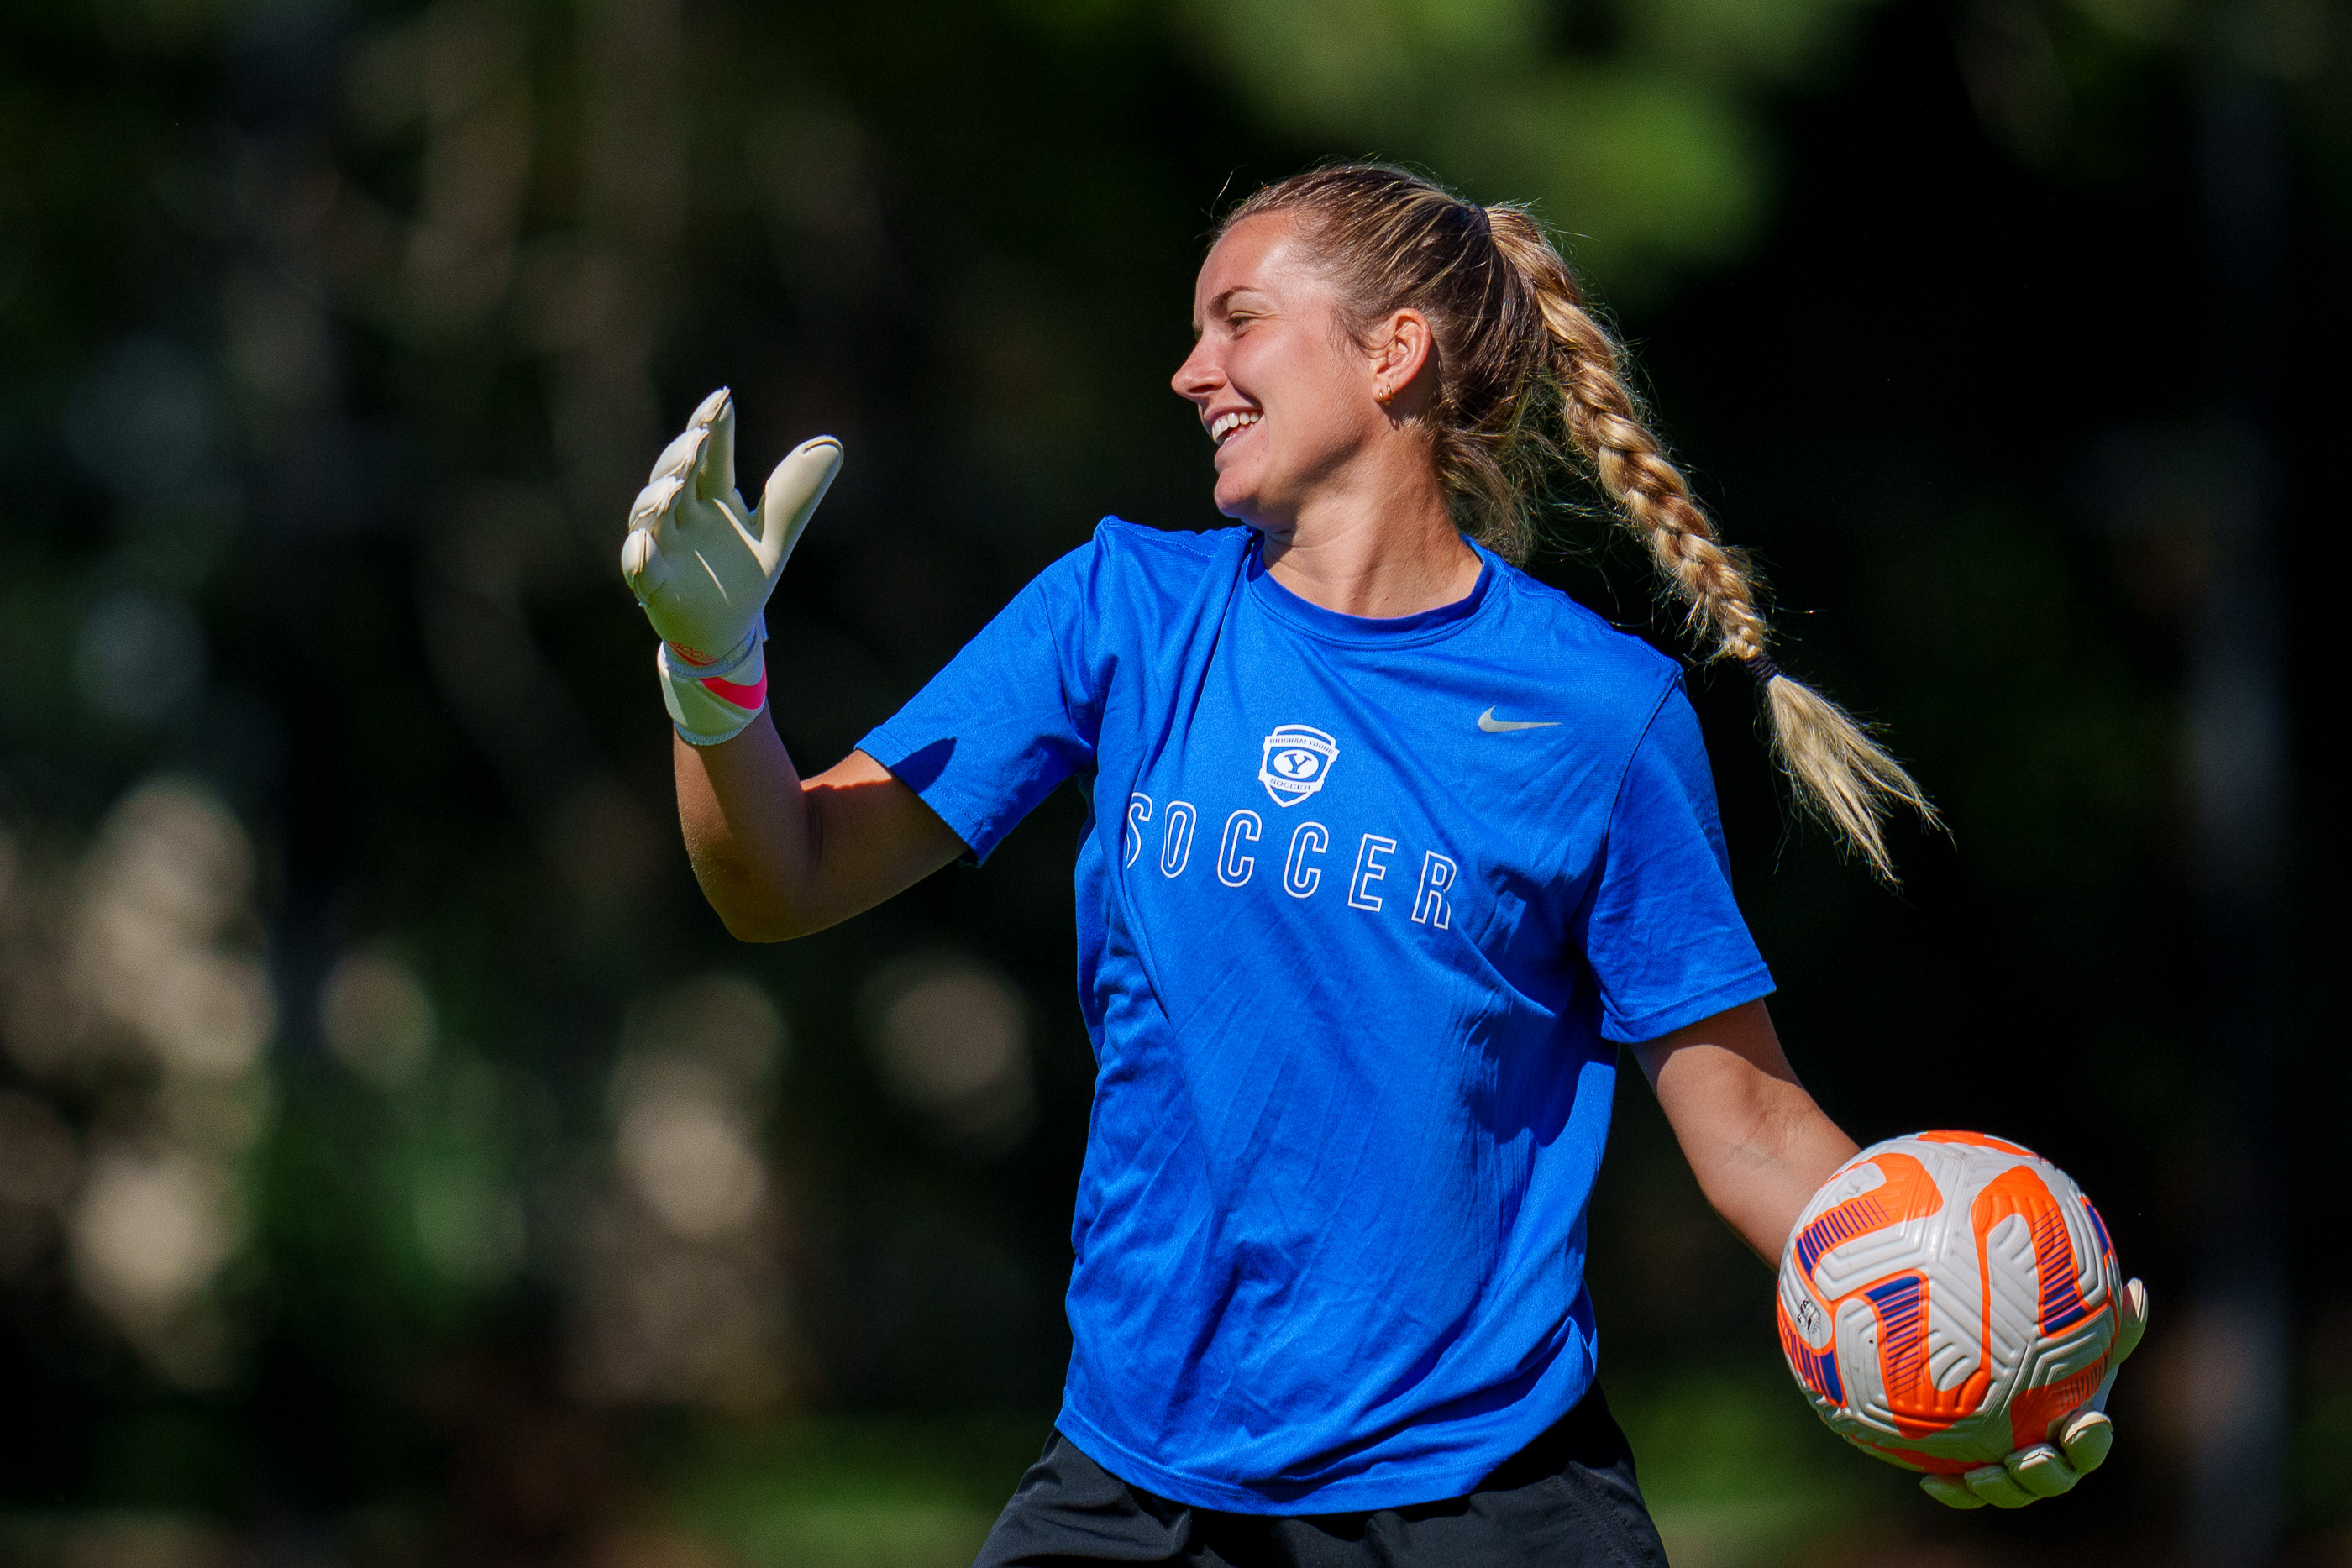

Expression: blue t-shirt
xmin=858 ymin=521 xmax=1772 ymax=1513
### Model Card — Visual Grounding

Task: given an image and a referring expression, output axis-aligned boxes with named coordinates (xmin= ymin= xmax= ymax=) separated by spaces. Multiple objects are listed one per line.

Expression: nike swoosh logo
xmin=1478 ymin=707 xmax=1561 ymax=732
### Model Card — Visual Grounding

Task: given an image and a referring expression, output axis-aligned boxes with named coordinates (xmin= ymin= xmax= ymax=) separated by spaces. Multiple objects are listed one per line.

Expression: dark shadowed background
xmin=2 ymin=0 xmax=2346 ymax=1563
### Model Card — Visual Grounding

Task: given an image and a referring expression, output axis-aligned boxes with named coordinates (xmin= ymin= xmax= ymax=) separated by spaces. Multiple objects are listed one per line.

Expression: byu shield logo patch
xmin=1258 ymin=724 xmax=1339 ymax=808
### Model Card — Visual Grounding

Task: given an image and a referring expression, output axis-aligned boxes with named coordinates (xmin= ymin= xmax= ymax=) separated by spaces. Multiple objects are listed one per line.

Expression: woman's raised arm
xmin=675 ymin=723 xmax=964 ymax=942
xmin=617 ymin=389 xmax=966 ymax=940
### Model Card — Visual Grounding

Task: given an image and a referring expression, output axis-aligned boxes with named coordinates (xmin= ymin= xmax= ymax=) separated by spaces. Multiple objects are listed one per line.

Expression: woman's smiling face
xmin=1171 ymin=213 xmax=1392 ymax=532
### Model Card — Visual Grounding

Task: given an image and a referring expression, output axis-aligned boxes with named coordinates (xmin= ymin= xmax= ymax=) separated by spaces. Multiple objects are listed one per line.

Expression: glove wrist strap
xmin=659 ymin=621 xmax=769 ymax=746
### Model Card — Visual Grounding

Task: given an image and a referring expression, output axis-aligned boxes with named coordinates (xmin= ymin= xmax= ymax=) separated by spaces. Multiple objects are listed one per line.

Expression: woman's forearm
xmin=1681 ymin=1059 xmax=1856 ymax=1262
xmin=674 ymin=721 xmax=966 ymax=941
xmin=675 ymin=716 xmax=814 ymax=940
xmin=1635 ymin=1002 xmax=1859 ymax=1262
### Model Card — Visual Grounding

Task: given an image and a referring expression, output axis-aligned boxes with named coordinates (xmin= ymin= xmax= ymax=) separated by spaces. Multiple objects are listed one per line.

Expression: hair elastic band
xmin=1744 ymin=651 xmax=1782 ymax=684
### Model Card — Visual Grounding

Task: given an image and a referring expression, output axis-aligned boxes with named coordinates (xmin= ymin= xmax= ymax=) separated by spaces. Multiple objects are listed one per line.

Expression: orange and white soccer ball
xmin=1776 ymin=1131 xmax=2128 ymax=1475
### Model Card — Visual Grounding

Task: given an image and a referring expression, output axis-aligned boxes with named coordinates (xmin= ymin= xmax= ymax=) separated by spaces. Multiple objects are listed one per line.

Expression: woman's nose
xmin=1172 ymin=341 xmax=1219 ymax=401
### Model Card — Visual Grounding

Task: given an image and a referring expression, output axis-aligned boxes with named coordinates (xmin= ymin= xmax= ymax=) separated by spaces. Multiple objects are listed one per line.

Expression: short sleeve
xmin=1570 ymin=681 xmax=1774 ymax=1043
xmin=856 ymin=543 xmax=1099 ymax=863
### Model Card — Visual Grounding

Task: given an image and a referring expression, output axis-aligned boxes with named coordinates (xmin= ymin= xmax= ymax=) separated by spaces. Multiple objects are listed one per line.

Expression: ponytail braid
xmin=1485 ymin=210 xmax=1939 ymax=878
xmin=1225 ymin=165 xmax=1938 ymax=881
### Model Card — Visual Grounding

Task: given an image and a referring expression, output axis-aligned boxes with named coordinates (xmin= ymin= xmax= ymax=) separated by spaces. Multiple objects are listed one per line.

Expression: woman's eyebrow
xmin=1195 ymin=284 xmax=1267 ymax=333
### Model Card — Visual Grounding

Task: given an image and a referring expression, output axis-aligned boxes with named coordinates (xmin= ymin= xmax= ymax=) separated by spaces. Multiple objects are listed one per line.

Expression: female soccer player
xmin=621 ymin=165 xmax=2141 ymax=1562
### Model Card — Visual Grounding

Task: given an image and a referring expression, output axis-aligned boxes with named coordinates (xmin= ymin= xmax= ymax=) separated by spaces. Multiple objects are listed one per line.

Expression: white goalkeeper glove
xmin=1919 ymin=1276 xmax=2150 ymax=1509
xmin=620 ymin=387 xmax=842 ymax=745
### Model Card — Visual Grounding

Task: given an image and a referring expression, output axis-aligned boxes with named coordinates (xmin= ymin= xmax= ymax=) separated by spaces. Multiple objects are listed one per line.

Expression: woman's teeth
xmin=1210 ymin=411 xmax=1261 ymax=444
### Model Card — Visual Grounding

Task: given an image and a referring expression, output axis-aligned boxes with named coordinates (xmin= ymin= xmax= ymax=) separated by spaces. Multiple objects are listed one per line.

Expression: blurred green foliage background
xmin=2 ymin=0 xmax=2348 ymax=1563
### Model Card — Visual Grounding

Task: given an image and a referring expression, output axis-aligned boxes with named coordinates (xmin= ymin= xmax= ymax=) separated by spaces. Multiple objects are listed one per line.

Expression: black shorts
xmin=972 ymin=1384 xmax=1668 ymax=1567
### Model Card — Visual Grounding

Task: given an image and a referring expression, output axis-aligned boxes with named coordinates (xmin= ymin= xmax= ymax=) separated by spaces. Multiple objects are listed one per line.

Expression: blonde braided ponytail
xmin=1224 ymin=164 xmax=1938 ymax=881
xmin=1486 ymin=210 xmax=1939 ymax=879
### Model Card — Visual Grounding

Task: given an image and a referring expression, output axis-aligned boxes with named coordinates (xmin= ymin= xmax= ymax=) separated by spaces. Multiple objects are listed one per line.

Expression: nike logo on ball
xmin=1478 ymin=708 xmax=1561 ymax=732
